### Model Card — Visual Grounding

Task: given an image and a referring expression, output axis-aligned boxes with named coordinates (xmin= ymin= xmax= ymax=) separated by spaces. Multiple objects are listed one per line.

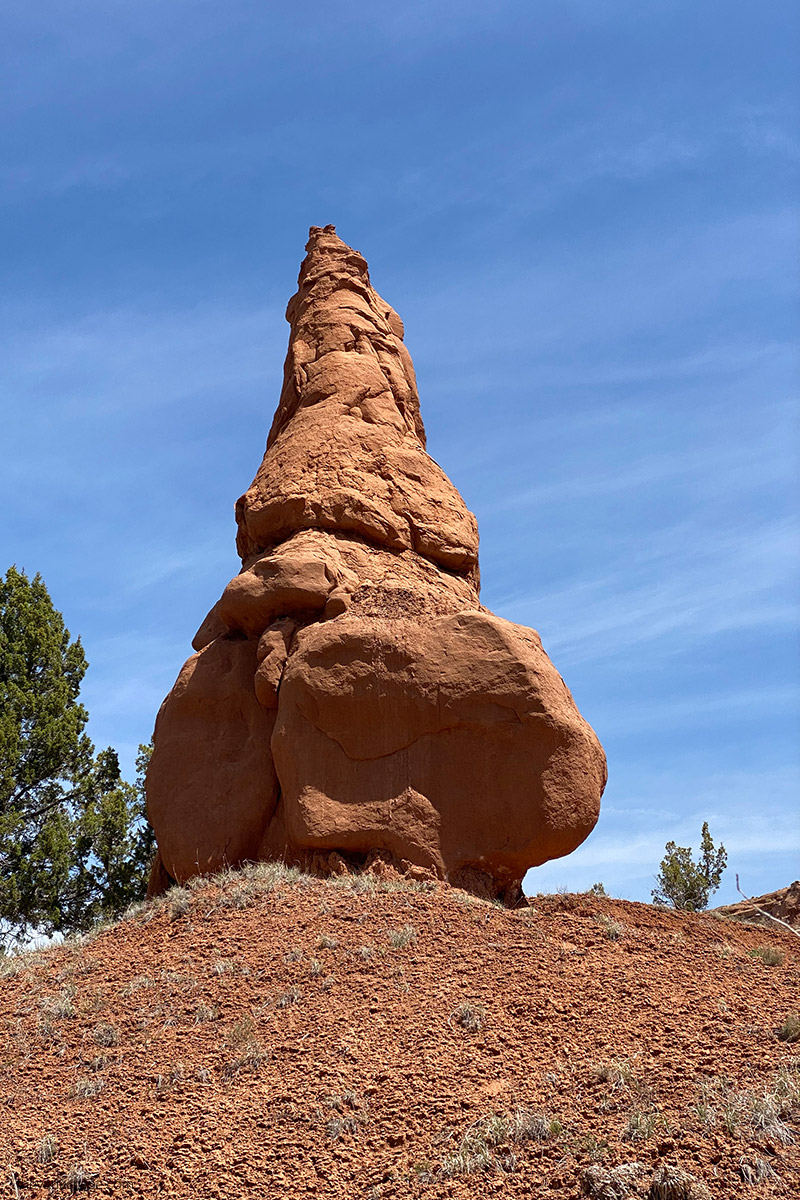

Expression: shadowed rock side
xmin=146 ymin=226 xmax=607 ymax=901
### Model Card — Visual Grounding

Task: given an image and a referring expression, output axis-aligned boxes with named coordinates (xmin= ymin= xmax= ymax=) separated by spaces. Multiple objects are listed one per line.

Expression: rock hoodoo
xmin=146 ymin=225 xmax=607 ymax=901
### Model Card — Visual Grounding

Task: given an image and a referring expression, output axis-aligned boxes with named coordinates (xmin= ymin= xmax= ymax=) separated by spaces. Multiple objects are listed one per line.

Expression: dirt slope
xmin=1 ymin=866 xmax=798 ymax=1199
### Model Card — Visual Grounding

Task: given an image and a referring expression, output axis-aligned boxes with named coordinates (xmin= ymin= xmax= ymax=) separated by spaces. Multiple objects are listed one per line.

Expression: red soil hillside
xmin=1 ymin=866 xmax=798 ymax=1199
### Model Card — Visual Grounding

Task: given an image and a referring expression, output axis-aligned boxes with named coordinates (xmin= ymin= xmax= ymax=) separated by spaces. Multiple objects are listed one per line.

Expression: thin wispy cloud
xmin=511 ymin=517 xmax=797 ymax=665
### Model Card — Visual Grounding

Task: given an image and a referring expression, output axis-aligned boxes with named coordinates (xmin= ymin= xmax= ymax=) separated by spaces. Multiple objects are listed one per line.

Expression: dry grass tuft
xmin=581 ymin=1162 xmax=646 ymax=1199
xmin=388 ymin=924 xmax=417 ymax=949
xmin=738 ymin=1154 xmax=778 ymax=1184
xmin=91 ymin=1022 xmax=119 ymax=1047
xmin=322 ymin=1091 xmax=368 ymax=1140
xmin=776 ymin=1012 xmax=800 ymax=1043
xmin=748 ymin=945 xmax=785 ymax=966
xmin=593 ymin=1057 xmax=635 ymax=1091
xmin=437 ymin=1106 xmax=561 ymax=1177
xmin=649 ymin=1163 xmax=710 ymax=1199
xmin=595 ymin=913 xmax=625 ymax=940
xmin=451 ymin=1002 xmax=485 ymax=1032
xmin=65 ymin=1162 xmax=100 ymax=1193
xmin=71 ymin=1076 xmax=105 ymax=1099
xmin=622 ymin=1108 xmax=658 ymax=1141
xmin=40 ymin=985 xmax=76 ymax=1020
xmin=223 ymin=1016 xmax=266 ymax=1076
xmin=37 ymin=1134 xmax=58 ymax=1164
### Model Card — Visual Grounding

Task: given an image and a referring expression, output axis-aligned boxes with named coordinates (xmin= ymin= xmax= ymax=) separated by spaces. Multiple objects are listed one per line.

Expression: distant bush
xmin=652 ymin=822 xmax=726 ymax=911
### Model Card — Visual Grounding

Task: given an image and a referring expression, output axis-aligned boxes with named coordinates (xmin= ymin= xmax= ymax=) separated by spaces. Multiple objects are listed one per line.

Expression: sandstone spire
xmin=146 ymin=227 xmax=606 ymax=902
xmin=233 ymin=224 xmax=479 ymax=583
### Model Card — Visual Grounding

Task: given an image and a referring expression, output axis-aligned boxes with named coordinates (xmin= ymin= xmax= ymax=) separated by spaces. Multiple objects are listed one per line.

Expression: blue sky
xmin=2 ymin=1 xmax=797 ymax=904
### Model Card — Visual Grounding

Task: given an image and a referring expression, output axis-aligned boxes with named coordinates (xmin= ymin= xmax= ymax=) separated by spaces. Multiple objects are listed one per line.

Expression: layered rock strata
xmin=146 ymin=226 xmax=607 ymax=901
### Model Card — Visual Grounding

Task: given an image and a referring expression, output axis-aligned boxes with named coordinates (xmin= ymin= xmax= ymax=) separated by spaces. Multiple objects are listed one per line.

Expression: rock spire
xmin=146 ymin=226 xmax=606 ymax=902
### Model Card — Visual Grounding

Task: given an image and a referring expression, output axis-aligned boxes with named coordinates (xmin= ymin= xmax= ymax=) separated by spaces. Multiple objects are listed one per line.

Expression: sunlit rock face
xmin=146 ymin=225 xmax=606 ymax=902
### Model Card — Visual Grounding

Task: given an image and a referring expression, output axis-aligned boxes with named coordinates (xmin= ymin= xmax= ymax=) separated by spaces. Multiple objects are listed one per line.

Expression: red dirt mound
xmin=1 ymin=868 xmax=798 ymax=1198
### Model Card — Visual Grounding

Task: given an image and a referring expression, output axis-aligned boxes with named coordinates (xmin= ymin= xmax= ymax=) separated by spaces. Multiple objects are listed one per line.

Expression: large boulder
xmin=146 ymin=225 xmax=606 ymax=901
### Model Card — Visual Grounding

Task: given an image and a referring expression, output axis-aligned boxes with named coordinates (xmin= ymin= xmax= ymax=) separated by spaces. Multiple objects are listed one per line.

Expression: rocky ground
xmin=1 ymin=866 xmax=798 ymax=1198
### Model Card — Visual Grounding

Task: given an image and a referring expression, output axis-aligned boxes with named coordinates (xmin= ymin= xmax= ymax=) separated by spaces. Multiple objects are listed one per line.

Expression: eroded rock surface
xmin=146 ymin=225 xmax=607 ymax=900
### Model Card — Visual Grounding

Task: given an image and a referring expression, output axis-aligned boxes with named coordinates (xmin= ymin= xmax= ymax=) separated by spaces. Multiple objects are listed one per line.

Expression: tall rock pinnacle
xmin=146 ymin=227 xmax=606 ymax=902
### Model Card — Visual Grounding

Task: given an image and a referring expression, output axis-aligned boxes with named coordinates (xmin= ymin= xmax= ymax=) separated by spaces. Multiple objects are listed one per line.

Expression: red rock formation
xmin=146 ymin=226 xmax=607 ymax=900
xmin=711 ymin=881 xmax=800 ymax=929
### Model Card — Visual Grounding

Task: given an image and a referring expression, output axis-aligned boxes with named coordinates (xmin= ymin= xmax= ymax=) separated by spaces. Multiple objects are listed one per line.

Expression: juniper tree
xmin=0 ymin=566 xmax=153 ymax=941
xmin=651 ymin=822 xmax=727 ymax=912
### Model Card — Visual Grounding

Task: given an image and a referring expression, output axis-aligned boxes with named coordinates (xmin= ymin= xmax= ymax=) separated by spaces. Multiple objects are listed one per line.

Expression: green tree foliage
xmin=0 ymin=566 xmax=153 ymax=941
xmin=651 ymin=822 xmax=727 ymax=911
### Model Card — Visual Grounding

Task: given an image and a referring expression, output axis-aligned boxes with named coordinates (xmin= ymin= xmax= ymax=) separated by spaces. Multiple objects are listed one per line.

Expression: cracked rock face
xmin=146 ymin=226 xmax=606 ymax=900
